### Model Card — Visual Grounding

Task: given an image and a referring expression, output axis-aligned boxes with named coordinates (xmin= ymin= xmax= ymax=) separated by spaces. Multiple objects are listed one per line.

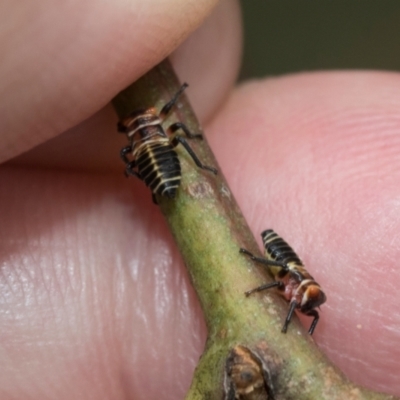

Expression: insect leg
xmin=168 ymin=122 xmax=203 ymax=139
xmin=160 ymin=83 xmax=189 ymax=118
xmin=282 ymin=301 xmax=298 ymax=334
xmin=245 ymin=281 xmax=284 ymax=297
xmin=120 ymin=146 xmax=141 ymax=178
xmin=124 ymin=161 xmax=141 ymax=179
xmin=171 ymin=136 xmax=218 ymax=175
xmin=119 ymin=146 xmax=142 ymax=180
xmin=120 ymin=145 xmax=133 ymax=164
xmin=305 ymin=309 xmax=320 ymax=335
xmin=239 ymin=248 xmax=288 ymax=269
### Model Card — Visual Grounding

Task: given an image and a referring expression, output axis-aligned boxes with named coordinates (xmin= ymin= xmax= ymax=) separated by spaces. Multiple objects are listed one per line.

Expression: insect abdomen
xmin=137 ymin=141 xmax=181 ymax=198
xmin=261 ymin=229 xmax=303 ymax=266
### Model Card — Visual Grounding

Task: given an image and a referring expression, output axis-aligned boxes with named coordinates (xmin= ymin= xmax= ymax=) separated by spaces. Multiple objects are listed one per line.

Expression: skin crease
xmin=1 ymin=2 xmax=400 ymax=400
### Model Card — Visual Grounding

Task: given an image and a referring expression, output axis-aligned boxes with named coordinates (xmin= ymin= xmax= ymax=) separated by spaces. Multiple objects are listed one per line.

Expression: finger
xmin=0 ymin=168 xmax=206 ymax=400
xmin=4 ymin=71 xmax=398 ymax=400
xmin=7 ymin=0 xmax=242 ymax=172
xmin=207 ymin=71 xmax=400 ymax=396
xmin=0 ymin=0 xmax=218 ymax=163
xmin=171 ymin=0 xmax=242 ymax=124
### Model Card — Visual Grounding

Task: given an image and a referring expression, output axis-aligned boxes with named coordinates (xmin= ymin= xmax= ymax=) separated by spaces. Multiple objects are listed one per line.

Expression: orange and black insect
xmin=240 ymin=229 xmax=326 ymax=335
xmin=118 ymin=83 xmax=217 ymax=203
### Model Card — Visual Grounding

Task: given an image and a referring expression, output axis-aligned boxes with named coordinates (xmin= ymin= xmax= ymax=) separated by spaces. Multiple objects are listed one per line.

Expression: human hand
xmin=1 ymin=0 xmax=399 ymax=399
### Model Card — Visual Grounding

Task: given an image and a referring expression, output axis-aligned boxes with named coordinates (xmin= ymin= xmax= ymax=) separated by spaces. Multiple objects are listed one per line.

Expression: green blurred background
xmin=240 ymin=0 xmax=400 ymax=79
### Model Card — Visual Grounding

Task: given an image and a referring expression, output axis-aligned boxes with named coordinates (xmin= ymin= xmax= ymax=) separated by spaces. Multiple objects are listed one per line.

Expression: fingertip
xmin=171 ymin=0 xmax=242 ymax=124
xmin=0 ymin=0 xmax=219 ymax=162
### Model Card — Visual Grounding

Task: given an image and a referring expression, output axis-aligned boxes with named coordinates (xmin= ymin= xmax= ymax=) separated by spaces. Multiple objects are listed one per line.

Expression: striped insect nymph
xmin=118 ymin=83 xmax=217 ymax=203
xmin=240 ymin=229 xmax=326 ymax=335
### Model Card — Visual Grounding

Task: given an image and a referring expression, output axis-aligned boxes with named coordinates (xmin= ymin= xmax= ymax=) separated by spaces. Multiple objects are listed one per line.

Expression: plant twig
xmin=112 ymin=60 xmax=397 ymax=400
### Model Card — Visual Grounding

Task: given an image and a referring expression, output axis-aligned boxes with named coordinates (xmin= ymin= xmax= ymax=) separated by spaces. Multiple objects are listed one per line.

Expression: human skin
xmin=1 ymin=0 xmax=400 ymax=399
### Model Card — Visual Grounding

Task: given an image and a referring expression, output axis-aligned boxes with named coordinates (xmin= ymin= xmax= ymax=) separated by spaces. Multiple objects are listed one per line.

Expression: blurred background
xmin=240 ymin=0 xmax=400 ymax=79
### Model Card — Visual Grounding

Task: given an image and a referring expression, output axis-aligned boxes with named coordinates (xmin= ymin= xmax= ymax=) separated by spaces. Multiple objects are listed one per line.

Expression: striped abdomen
xmin=261 ymin=229 xmax=315 ymax=282
xmin=136 ymin=140 xmax=181 ymax=198
xmin=261 ymin=229 xmax=303 ymax=266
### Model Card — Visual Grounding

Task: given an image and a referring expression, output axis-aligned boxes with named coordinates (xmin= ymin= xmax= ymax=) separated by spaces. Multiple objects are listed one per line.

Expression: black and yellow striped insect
xmin=240 ymin=229 xmax=326 ymax=335
xmin=117 ymin=83 xmax=217 ymax=203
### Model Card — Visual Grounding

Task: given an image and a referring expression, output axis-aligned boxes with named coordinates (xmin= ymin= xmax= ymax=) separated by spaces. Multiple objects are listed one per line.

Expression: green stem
xmin=112 ymin=60 xmax=397 ymax=400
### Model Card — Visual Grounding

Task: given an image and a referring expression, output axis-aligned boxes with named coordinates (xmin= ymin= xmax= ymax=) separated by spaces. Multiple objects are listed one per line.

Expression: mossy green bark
xmin=112 ymin=60 xmax=397 ymax=400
